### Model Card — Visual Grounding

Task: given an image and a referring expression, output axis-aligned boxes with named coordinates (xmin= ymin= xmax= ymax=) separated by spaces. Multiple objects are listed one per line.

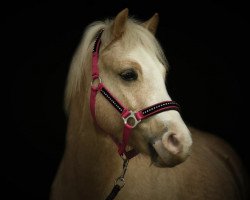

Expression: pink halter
xmin=90 ymin=29 xmax=180 ymax=159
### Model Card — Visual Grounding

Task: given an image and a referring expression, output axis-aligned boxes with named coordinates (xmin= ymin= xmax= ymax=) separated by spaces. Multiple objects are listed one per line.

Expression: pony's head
xmin=65 ymin=8 xmax=192 ymax=167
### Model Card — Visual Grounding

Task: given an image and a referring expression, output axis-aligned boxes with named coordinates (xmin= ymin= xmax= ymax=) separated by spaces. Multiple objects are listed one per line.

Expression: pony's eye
xmin=119 ymin=69 xmax=138 ymax=81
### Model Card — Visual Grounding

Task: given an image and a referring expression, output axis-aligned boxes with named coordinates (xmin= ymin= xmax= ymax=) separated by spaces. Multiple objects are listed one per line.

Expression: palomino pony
xmin=50 ymin=8 xmax=248 ymax=200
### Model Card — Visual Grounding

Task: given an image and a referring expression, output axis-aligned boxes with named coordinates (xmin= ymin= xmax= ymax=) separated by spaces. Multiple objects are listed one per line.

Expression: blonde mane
xmin=64 ymin=17 xmax=168 ymax=113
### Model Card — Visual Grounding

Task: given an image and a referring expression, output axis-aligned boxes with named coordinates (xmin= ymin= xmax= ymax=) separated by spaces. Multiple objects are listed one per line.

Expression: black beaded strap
xmin=141 ymin=101 xmax=180 ymax=116
xmin=93 ymin=29 xmax=104 ymax=53
xmin=100 ymin=87 xmax=124 ymax=113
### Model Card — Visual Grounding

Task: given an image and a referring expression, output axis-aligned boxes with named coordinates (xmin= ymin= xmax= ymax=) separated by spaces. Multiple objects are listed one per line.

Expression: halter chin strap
xmin=90 ymin=29 xmax=180 ymax=159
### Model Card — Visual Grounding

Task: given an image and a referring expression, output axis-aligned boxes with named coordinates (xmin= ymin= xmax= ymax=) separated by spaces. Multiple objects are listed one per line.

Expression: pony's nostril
xmin=162 ymin=132 xmax=182 ymax=154
xmin=168 ymin=134 xmax=179 ymax=146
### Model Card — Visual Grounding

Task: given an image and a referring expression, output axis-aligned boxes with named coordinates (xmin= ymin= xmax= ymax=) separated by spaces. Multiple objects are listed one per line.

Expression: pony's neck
xmin=58 ymin=95 xmax=122 ymax=199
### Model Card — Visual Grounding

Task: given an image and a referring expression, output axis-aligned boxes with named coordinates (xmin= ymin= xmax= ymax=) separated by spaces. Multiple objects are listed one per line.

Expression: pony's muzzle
xmin=151 ymin=131 xmax=192 ymax=167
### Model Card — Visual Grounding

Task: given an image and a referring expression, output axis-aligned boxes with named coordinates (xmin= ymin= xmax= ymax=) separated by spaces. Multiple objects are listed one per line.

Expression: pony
xmin=50 ymin=8 xmax=248 ymax=200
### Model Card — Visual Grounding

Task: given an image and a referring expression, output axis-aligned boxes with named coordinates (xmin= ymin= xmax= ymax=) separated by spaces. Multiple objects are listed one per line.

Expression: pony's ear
xmin=142 ymin=13 xmax=159 ymax=35
xmin=112 ymin=8 xmax=129 ymax=38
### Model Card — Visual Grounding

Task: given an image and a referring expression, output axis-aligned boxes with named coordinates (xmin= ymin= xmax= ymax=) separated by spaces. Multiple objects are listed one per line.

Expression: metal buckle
xmin=114 ymin=157 xmax=129 ymax=188
xmin=115 ymin=177 xmax=125 ymax=188
xmin=122 ymin=111 xmax=141 ymax=128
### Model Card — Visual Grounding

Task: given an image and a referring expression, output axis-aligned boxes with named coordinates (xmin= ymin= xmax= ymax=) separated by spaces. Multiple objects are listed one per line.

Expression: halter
xmin=90 ymin=29 xmax=180 ymax=159
xmin=90 ymin=29 xmax=180 ymax=199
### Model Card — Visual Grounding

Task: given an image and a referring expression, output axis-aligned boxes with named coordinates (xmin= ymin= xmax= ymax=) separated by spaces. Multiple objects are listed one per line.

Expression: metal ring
xmin=91 ymin=76 xmax=102 ymax=89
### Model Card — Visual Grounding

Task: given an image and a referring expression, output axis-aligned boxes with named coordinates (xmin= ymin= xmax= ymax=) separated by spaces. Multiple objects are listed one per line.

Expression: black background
xmin=4 ymin=1 xmax=249 ymax=199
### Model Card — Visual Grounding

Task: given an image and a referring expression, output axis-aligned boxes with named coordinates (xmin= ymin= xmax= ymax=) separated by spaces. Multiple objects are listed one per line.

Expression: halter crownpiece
xmin=90 ymin=29 xmax=180 ymax=159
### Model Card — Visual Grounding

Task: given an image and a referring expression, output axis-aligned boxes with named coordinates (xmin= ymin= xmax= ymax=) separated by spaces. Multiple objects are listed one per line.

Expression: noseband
xmin=90 ymin=29 xmax=180 ymax=159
